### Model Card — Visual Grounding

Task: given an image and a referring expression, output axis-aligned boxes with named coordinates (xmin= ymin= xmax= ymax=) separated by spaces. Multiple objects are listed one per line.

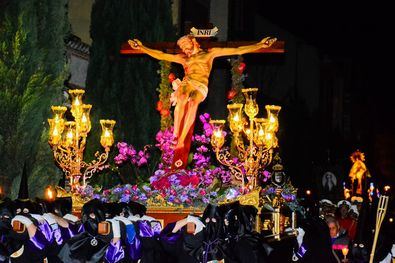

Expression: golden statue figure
xmin=128 ymin=35 xmax=277 ymax=169
xmin=349 ymin=150 xmax=368 ymax=196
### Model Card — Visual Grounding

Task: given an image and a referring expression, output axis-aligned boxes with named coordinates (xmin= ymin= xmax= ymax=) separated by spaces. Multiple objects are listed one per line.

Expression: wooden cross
xmin=120 ymin=40 xmax=284 ymax=55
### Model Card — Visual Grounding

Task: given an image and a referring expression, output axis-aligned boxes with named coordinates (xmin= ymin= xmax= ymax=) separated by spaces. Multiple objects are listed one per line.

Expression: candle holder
xmin=210 ymin=88 xmax=281 ymax=189
xmin=48 ymin=89 xmax=116 ymax=192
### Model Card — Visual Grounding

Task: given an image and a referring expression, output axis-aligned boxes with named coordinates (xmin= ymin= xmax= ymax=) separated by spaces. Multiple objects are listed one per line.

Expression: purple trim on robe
xmin=53 ymin=228 xmax=63 ymax=245
xmin=105 ymin=240 xmax=125 ymax=263
xmin=138 ymin=221 xmax=153 ymax=237
xmin=68 ymin=222 xmax=84 ymax=236
xmin=28 ymin=230 xmax=48 ymax=251
xmin=159 ymin=222 xmax=182 ymax=244
xmin=60 ymin=226 xmax=72 ymax=241
xmin=151 ymin=221 xmax=162 ymax=236
xmin=126 ymin=236 xmax=141 ymax=261
xmin=38 ymin=221 xmax=53 ymax=242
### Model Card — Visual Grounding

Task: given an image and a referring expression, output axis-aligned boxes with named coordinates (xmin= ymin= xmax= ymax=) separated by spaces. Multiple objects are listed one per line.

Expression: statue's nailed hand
xmin=259 ymin=37 xmax=277 ymax=48
xmin=128 ymin=39 xmax=142 ymax=50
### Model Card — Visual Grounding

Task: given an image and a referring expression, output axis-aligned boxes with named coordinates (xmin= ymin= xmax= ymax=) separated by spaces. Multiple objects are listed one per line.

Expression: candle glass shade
xmin=253 ymin=118 xmax=268 ymax=147
xmin=100 ymin=120 xmax=116 ymax=148
xmin=62 ymin=121 xmax=76 ymax=147
xmin=69 ymin=89 xmax=85 ymax=119
xmin=242 ymin=88 xmax=259 ymax=119
xmin=227 ymin=104 xmax=244 ymax=134
xmin=210 ymin=120 xmax=226 ymax=149
xmin=51 ymin=106 xmax=67 ymax=123
xmin=79 ymin=104 xmax=92 ymax=135
xmin=265 ymin=105 xmax=281 ymax=132
xmin=48 ymin=119 xmax=62 ymax=145
xmin=49 ymin=106 xmax=67 ymax=144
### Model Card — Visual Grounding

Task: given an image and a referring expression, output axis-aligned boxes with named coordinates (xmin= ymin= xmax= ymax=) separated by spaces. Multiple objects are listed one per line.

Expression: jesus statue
xmin=128 ymin=35 xmax=277 ymax=169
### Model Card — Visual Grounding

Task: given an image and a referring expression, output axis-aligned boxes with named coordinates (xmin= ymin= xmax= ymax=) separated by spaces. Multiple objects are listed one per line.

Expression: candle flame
xmin=81 ymin=114 xmax=88 ymax=123
xmin=214 ymin=130 xmax=222 ymax=138
xmin=73 ymin=97 xmax=81 ymax=106
xmin=46 ymin=188 xmax=53 ymax=200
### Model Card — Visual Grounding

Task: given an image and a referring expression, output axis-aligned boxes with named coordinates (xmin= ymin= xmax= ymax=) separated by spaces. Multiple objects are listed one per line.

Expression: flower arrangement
xmin=86 ymin=113 xmax=243 ymax=207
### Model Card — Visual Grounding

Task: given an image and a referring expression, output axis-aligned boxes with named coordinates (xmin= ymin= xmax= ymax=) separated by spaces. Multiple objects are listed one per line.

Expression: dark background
xmin=180 ymin=0 xmax=394 ymax=199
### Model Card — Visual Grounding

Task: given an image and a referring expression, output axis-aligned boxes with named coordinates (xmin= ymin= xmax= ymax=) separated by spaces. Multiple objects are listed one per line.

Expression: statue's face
xmin=178 ymin=37 xmax=198 ymax=57
xmin=273 ymin=172 xmax=283 ymax=184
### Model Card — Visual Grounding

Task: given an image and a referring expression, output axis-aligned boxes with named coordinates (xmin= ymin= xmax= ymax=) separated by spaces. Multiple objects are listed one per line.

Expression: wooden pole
xmin=370 ymin=195 xmax=389 ymax=263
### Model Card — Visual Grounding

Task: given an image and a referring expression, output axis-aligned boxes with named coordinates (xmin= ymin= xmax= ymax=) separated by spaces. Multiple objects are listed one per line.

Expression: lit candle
xmin=342 ymin=247 xmax=349 ymax=261
xmin=45 ymin=186 xmax=55 ymax=201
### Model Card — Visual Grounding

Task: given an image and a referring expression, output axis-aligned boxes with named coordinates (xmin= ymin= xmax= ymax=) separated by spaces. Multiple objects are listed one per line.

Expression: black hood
xmin=13 ymin=198 xmax=38 ymax=215
xmin=53 ymin=196 xmax=72 ymax=217
xmin=127 ymin=201 xmax=146 ymax=217
xmin=82 ymin=199 xmax=105 ymax=236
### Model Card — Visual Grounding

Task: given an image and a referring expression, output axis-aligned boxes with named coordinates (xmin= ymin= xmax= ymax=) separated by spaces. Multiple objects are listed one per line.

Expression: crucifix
xmin=120 ymin=29 xmax=284 ymax=170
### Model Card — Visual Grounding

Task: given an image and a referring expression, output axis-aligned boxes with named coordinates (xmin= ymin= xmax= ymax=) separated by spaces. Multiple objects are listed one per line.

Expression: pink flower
xmin=126 ymin=147 xmax=136 ymax=157
xmin=199 ymin=189 xmax=206 ymax=196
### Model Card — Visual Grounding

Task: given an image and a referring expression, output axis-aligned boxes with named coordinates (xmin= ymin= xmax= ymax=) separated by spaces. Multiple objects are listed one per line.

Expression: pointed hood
xmin=18 ymin=161 xmax=29 ymax=199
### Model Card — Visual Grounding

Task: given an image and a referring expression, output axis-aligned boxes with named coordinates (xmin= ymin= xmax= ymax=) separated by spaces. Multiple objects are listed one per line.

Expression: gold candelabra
xmin=210 ymin=88 xmax=281 ymax=190
xmin=48 ymin=89 xmax=116 ymax=192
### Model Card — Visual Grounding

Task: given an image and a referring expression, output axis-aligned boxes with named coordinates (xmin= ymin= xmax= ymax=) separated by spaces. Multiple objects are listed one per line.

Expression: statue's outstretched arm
xmin=210 ymin=37 xmax=277 ymax=57
xmin=128 ymin=39 xmax=183 ymax=64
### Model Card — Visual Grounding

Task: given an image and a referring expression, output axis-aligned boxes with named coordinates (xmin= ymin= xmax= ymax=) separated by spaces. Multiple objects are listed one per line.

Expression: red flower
xmin=168 ymin=73 xmax=176 ymax=83
xmin=179 ymin=175 xmax=190 ymax=186
xmin=199 ymin=189 xmax=206 ymax=196
xmin=156 ymin=101 xmax=163 ymax=111
xmin=124 ymin=189 xmax=131 ymax=195
xmin=152 ymin=177 xmax=171 ymax=190
xmin=160 ymin=109 xmax=170 ymax=117
xmin=227 ymin=89 xmax=237 ymax=100
xmin=237 ymin=62 xmax=246 ymax=73
xmin=189 ymin=175 xmax=200 ymax=186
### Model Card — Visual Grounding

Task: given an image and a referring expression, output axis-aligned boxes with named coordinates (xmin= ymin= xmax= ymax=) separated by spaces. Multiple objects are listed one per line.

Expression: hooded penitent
xmin=58 ymin=199 xmax=109 ymax=263
xmin=184 ymin=204 xmax=225 ymax=263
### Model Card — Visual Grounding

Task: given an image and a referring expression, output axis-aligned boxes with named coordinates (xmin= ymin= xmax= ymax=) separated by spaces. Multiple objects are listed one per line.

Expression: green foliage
xmin=86 ymin=0 xmax=176 ymax=187
xmin=158 ymin=61 xmax=173 ymax=130
xmin=230 ymin=56 xmax=246 ymax=104
xmin=0 ymin=0 xmax=69 ymax=198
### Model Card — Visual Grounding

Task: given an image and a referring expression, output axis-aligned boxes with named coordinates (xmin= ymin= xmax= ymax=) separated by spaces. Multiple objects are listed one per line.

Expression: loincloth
xmin=170 ymin=78 xmax=208 ymax=106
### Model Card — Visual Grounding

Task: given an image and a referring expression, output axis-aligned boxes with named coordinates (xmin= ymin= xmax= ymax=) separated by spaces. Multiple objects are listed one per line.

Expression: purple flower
xmin=137 ymin=157 xmax=148 ymax=166
xmin=114 ymin=154 xmax=128 ymax=165
xmin=120 ymin=194 xmax=130 ymax=203
xmin=127 ymin=146 xmax=136 ymax=157
xmin=197 ymin=145 xmax=208 ymax=153
xmin=210 ymin=191 xmax=218 ymax=197
xmin=142 ymin=185 xmax=151 ymax=192
xmin=180 ymin=194 xmax=188 ymax=202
